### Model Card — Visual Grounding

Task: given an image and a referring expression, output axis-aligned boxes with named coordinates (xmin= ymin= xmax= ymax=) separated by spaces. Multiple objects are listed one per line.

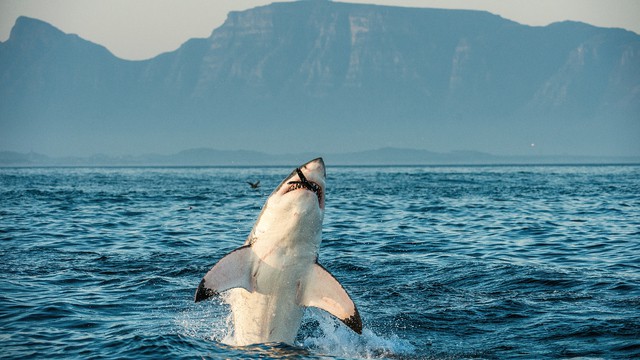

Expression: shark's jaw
xmin=273 ymin=158 xmax=326 ymax=210
xmin=285 ymin=168 xmax=324 ymax=208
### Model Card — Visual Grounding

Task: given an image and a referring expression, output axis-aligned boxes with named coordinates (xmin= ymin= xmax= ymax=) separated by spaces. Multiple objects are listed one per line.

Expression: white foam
xmin=175 ymin=299 xmax=231 ymax=343
xmin=300 ymin=309 xmax=416 ymax=359
xmin=176 ymin=302 xmax=415 ymax=359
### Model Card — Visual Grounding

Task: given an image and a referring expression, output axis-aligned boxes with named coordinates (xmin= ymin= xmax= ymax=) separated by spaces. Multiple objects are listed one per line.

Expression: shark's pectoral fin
xmin=300 ymin=263 xmax=363 ymax=334
xmin=194 ymin=245 xmax=255 ymax=302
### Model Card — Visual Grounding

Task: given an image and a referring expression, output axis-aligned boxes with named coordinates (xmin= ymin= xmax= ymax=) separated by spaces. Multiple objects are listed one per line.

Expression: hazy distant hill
xmin=1 ymin=148 xmax=637 ymax=166
xmin=1 ymin=1 xmax=639 ymax=157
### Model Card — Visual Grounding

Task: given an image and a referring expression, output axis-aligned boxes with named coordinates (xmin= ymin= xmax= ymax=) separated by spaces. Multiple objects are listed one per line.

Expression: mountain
xmin=1 ymin=1 xmax=639 ymax=157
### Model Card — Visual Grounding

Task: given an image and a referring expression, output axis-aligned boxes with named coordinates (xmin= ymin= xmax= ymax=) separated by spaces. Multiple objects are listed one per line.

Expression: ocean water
xmin=1 ymin=164 xmax=639 ymax=359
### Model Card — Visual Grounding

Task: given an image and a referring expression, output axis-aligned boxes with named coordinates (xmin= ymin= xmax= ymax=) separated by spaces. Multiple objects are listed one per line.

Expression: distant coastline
xmin=1 ymin=148 xmax=638 ymax=167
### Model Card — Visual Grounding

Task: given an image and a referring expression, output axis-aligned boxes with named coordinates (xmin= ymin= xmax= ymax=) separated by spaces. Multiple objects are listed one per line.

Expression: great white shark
xmin=195 ymin=157 xmax=362 ymax=346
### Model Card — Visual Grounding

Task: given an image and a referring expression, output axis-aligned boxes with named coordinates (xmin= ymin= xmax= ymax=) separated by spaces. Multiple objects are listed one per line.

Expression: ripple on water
xmin=1 ymin=165 xmax=639 ymax=359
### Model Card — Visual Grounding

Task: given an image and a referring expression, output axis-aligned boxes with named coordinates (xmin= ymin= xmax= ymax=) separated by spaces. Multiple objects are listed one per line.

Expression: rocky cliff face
xmin=1 ymin=1 xmax=638 ymax=156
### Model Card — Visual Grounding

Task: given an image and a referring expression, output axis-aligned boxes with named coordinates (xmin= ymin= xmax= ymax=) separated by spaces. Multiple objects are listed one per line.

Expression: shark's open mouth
xmin=287 ymin=168 xmax=323 ymax=205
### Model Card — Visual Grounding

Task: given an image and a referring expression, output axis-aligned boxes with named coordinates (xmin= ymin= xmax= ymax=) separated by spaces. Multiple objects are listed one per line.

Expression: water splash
xmin=174 ymin=299 xmax=231 ymax=343
xmin=300 ymin=309 xmax=416 ymax=359
xmin=176 ymin=301 xmax=416 ymax=359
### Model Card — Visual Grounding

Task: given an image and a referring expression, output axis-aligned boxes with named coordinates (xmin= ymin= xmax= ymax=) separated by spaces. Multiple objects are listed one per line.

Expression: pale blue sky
xmin=1 ymin=0 xmax=639 ymax=60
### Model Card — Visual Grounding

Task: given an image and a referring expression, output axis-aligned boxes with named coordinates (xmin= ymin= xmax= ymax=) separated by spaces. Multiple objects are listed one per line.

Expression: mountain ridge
xmin=1 ymin=2 xmax=639 ymax=157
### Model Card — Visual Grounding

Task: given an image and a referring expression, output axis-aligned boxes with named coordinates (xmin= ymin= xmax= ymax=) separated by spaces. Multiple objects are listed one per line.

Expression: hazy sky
xmin=1 ymin=0 xmax=639 ymax=60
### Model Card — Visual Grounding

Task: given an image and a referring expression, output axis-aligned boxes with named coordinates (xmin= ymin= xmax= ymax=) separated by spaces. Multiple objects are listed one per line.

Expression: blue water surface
xmin=1 ymin=165 xmax=639 ymax=359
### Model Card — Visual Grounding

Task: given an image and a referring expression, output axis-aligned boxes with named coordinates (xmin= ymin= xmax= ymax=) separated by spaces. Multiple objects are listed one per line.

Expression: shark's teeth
xmin=286 ymin=181 xmax=323 ymax=204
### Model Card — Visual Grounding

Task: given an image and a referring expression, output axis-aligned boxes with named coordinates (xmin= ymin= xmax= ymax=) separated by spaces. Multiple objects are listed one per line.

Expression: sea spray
xmin=300 ymin=309 xmax=416 ymax=359
xmin=175 ymin=298 xmax=230 ymax=343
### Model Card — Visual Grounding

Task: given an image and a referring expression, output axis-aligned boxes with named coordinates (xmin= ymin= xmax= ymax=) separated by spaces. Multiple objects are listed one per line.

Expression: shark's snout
xmin=301 ymin=157 xmax=325 ymax=178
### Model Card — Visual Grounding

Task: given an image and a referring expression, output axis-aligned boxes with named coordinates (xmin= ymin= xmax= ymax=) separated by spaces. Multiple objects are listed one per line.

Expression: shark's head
xmin=246 ymin=158 xmax=326 ymax=247
xmin=272 ymin=157 xmax=326 ymax=210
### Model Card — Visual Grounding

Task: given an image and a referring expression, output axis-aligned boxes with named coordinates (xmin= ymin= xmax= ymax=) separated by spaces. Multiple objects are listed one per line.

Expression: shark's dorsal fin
xmin=299 ymin=263 xmax=363 ymax=334
xmin=195 ymin=245 xmax=255 ymax=302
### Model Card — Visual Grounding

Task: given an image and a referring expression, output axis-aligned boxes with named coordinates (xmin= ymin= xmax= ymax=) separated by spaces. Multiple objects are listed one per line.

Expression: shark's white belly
xmin=226 ymin=288 xmax=304 ymax=345
xmin=225 ymin=248 xmax=313 ymax=346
